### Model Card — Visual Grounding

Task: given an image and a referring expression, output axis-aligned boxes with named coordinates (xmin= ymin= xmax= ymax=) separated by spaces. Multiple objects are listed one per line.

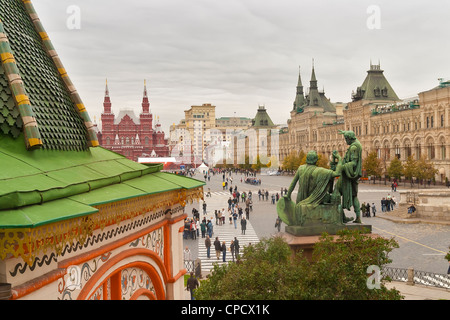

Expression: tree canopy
xmin=194 ymin=230 xmax=402 ymax=300
xmin=363 ymin=151 xmax=383 ymax=177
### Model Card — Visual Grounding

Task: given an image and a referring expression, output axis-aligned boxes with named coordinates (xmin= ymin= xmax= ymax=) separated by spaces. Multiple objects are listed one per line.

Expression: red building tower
xmin=99 ymin=80 xmax=169 ymax=161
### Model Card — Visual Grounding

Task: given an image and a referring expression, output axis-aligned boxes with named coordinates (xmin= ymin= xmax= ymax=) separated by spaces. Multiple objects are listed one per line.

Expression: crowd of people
xmin=183 ymin=174 xmax=290 ymax=276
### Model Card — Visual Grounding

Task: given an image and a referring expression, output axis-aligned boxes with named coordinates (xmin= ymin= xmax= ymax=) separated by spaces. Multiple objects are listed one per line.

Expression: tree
xmin=415 ymin=155 xmax=438 ymax=187
xmin=316 ymin=153 xmax=330 ymax=169
xmin=403 ymin=155 xmax=417 ymax=186
xmin=387 ymin=157 xmax=404 ymax=180
xmin=282 ymin=151 xmax=296 ymax=171
xmin=194 ymin=231 xmax=402 ymax=300
xmin=282 ymin=150 xmax=305 ymax=171
xmin=363 ymin=151 xmax=383 ymax=178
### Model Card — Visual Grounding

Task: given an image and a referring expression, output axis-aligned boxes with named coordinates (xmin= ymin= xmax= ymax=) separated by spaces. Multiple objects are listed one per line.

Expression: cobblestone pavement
xmin=184 ymin=172 xmax=450 ymax=276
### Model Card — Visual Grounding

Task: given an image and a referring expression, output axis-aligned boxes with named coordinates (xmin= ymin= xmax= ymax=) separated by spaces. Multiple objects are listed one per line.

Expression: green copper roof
xmin=352 ymin=63 xmax=400 ymax=102
xmin=252 ymin=105 xmax=275 ymax=128
xmin=0 ymin=1 xmax=205 ymax=231
xmin=0 ymin=134 xmax=205 ymax=228
xmin=293 ymin=67 xmax=306 ymax=111
xmin=0 ymin=0 xmax=98 ymax=150
xmin=294 ymin=65 xmax=336 ymax=113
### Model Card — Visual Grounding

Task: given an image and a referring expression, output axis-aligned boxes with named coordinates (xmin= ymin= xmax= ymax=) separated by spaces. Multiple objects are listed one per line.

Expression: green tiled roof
xmin=252 ymin=105 xmax=275 ymax=128
xmin=0 ymin=134 xmax=205 ymax=228
xmin=0 ymin=1 xmax=205 ymax=232
xmin=0 ymin=0 xmax=98 ymax=151
xmin=352 ymin=64 xmax=400 ymax=102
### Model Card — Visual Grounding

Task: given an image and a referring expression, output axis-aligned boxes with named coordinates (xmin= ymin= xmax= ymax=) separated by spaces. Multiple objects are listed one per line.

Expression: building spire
xmin=310 ymin=60 xmax=317 ymax=89
xmin=143 ymin=79 xmax=148 ymax=98
xmin=105 ymin=78 xmax=109 ymax=97
xmin=142 ymin=79 xmax=150 ymax=113
xmin=293 ymin=66 xmax=305 ymax=110
xmin=103 ymin=78 xmax=112 ymax=113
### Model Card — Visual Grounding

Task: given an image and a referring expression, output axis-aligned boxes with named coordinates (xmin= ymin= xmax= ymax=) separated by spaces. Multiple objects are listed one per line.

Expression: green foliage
xmin=316 ymin=153 xmax=330 ymax=169
xmin=415 ymin=155 xmax=438 ymax=182
xmin=403 ymin=155 xmax=417 ymax=181
xmin=195 ymin=230 xmax=403 ymax=300
xmin=310 ymin=230 xmax=401 ymax=300
xmin=282 ymin=150 xmax=306 ymax=171
xmin=387 ymin=157 xmax=404 ymax=179
xmin=363 ymin=151 xmax=383 ymax=177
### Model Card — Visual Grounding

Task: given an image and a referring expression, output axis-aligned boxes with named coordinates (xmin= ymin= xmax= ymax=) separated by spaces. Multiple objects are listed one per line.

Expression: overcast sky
xmin=32 ymin=0 xmax=450 ymax=135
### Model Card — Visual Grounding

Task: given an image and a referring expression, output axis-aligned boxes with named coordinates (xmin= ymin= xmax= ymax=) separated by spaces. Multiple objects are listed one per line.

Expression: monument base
xmin=280 ymin=226 xmax=378 ymax=262
xmin=285 ymin=223 xmax=372 ymax=237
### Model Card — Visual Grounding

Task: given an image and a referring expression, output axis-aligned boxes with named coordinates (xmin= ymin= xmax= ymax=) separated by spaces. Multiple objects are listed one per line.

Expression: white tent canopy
xmin=197 ymin=162 xmax=209 ymax=174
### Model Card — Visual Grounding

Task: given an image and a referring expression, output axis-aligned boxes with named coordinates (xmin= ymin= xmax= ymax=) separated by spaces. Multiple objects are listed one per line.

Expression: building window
xmin=405 ymin=144 xmax=411 ymax=158
xmin=395 ymin=145 xmax=400 ymax=159
xmin=428 ymin=143 xmax=435 ymax=160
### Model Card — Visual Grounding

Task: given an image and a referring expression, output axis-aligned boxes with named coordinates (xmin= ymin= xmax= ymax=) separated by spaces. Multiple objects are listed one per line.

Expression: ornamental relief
xmin=120 ymin=267 xmax=156 ymax=300
xmin=57 ymin=227 xmax=164 ymax=300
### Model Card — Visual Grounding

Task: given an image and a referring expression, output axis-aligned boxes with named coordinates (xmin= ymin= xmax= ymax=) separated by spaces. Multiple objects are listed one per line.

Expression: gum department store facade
xmin=279 ymin=63 xmax=450 ymax=183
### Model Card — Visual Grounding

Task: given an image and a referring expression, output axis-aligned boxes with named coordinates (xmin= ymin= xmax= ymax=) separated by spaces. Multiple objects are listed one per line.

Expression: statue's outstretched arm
xmin=331 ymin=150 xmax=343 ymax=177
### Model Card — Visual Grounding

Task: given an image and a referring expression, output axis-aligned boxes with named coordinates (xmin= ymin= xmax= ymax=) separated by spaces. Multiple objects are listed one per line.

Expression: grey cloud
xmin=31 ymin=0 xmax=450 ymax=133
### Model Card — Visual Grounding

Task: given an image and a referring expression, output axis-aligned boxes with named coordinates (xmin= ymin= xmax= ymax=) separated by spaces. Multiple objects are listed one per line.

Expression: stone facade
xmin=169 ymin=104 xmax=253 ymax=166
xmin=98 ymin=81 xmax=169 ymax=162
xmin=280 ymin=63 xmax=450 ymax=182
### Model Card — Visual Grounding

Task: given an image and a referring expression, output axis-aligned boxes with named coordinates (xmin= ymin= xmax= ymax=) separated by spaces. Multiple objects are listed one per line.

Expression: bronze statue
xmin=277 ymin=130 xmax=366 ymax=236
xmin=335 ymin=130 xmax=363 ymax=223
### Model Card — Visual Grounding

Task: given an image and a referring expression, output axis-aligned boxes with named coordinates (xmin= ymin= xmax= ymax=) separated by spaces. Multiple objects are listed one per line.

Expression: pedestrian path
xmin=197 ymin=190 xmax=260 ymax=274
xmin=207 ymin=189 xmax=284 ymax=198
xmin=197 ymin=217 xmax=260 ymax=274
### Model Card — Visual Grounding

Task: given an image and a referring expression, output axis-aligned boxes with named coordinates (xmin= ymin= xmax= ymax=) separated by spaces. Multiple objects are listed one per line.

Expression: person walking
xmin=186 ymin=272 xmax=199 ymax=300
xmin=205 ymin=235 xmax=211 ymax=259
xmin=221 ymin=241 xmax=227 ymax=262
xmin=232 ymin=210 xmax=238 ymax=229
xmin=234 ymin=237 xmax=240 ymax=258
xmin=230 ymin=240 xmax=235 ymax=262
xmin=200 ymin=219 xmax=206 ymax=238
xmin=190 ymin=219 xmax=197 ymax=240
xmin=214 ymin=237 xmax=221 ymax=260
xmin=241 ymin=217 xmax=247 ymax=235
xmin=371 ymin=203 xmax=376 ymax=217
xmin=207 ymin=219 xmax=213 ymax=238
xmin=275 ymin=216 xmax=282 ymax=232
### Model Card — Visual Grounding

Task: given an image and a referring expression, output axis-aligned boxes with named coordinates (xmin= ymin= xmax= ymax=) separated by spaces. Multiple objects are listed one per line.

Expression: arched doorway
xmin=77 ymin=249 xmax=168 ymax=300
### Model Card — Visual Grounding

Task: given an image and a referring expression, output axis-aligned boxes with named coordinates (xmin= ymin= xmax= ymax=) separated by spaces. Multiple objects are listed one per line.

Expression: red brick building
xmin=99 ymin=81 xmax=169 ymax=161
